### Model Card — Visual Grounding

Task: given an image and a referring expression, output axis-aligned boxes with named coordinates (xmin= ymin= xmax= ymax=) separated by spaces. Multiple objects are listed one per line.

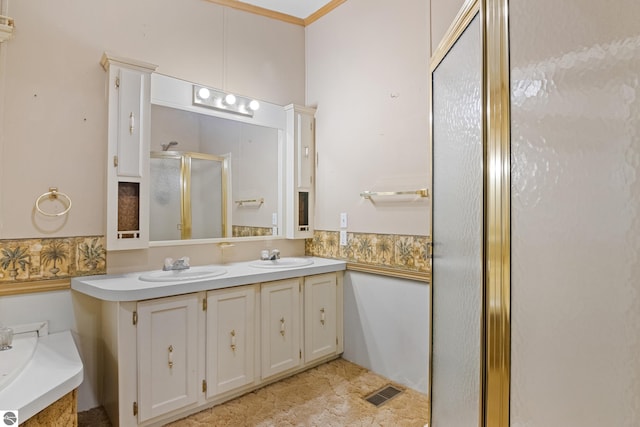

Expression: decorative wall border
xmin=232 ymin=225 xmax=274 ymax=238
xmin=0 ymin=236 xmax=106 ymax=296
xmin=305 ymin=230 xmax=430 ymax=282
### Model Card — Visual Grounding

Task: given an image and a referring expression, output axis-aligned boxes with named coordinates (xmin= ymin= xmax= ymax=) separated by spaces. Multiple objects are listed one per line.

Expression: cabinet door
xmin=304 ymin=273 xmax=338 ymax=363
xmin=285 ymin=104 xmax=316 ymax=239
xmin=295 ymin=111 xmax=315 ymax=189
xmin=206 ymin=286 xmax=256 ymax=397
xmin=137 ymin=294 xmax=199 ymax=422
xmin=261 ymin=278 xmax=301 ymax=379
xmin=116 ymin=67 xmax=145 ymax=178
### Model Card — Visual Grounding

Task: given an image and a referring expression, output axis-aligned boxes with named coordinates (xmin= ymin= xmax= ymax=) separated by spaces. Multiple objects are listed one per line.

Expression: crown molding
xmin=205 ymin=0 xmax=346 ymax=26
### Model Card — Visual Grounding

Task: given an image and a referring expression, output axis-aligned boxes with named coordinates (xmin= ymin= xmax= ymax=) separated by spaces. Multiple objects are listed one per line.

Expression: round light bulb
xmin=224 ymin=93 xmax=236 ymax=105
xmin=198 ymin=87 xmax=210 ymax=100
xmin=249 ymin=100 xmax=260 ymax=111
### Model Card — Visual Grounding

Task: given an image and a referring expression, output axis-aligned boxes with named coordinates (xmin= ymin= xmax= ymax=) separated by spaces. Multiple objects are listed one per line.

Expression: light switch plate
xmin=272 ymin=213 xmax=278 ymax=225
xmin=340 ymin=230 xmax=347 ymax=246
xmin=340 ymin=212 xmax=348 ymax=228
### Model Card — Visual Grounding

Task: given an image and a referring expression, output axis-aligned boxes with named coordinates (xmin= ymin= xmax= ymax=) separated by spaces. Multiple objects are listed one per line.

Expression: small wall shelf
xmin=0 ymin=15 xmax=15 ymax=42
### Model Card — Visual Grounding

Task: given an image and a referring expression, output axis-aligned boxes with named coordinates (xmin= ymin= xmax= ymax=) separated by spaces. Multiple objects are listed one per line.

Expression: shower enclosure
xmin=430 ymin=0 xmax=639 ymax=424
xmin=430 ymin=11 xmax=483 ymax=427
xmin=150 ymin=151 xmax=229 ymax=241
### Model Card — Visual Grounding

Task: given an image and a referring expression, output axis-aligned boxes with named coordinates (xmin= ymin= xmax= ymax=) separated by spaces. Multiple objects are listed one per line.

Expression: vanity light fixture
xmin=224 ymin=93 xmax=236 ymax=105
xmin=193 ymin=84 xmax=259 ymax=117
xmin=197 ymin=87 xmax=211 ymax=100
xmin=249 ymin=99 xmax=260 ymax=111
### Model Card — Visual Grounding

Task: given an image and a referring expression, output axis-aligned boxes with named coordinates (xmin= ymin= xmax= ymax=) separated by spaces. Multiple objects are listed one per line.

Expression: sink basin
xmin=0 ymin=332 xmax=38 ymax=392
xmin=249 ymin=257 xmax=314 ymax=269
xmin=139 ymin=266 xmax=227 ymax=282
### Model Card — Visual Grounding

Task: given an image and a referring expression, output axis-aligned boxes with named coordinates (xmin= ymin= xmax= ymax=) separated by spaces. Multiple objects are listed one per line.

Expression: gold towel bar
xmin=360 ymin=189 xmax=429 ymax=199
xmin=235 ymin=198 xmax=264 ymax=206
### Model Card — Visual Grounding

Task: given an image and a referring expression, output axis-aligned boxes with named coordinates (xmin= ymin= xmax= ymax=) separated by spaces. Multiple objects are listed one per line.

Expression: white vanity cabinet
xmin=304 ymin=273 xmax=340 ymax=364
xmin=261 ymin=278 xmax=302 ymax=379
xmin=206 ymin=285 xmax=258 ymax=398
xmin=285 ymin=104 xmax=316 ymax=239
xmin=78 ymin=262 xmax=345 ymax=427
xmin=101 ymin=53 xmax=157 ymax=251
xmin=136 ymin=294 xmax=201 ymax=422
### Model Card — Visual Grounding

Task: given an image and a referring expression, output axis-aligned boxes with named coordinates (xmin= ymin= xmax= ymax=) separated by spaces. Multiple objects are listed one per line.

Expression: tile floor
xmin=78 ymin=358 xmax=429 ymax=427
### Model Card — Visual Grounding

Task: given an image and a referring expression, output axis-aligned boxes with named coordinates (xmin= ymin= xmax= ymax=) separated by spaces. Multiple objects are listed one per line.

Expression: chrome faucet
xmin=261 ymin=249 xmax=280 ymax=261
xmin=163 ymin=256 xmax=190 ymax=271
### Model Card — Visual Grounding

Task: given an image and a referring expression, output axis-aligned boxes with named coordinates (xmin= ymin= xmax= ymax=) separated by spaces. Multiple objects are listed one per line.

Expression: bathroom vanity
xmin=71 ymin=257 xmax=345 ymax=427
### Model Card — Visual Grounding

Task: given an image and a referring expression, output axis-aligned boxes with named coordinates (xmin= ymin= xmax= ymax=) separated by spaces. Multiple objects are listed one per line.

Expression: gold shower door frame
xmin=429 ymin=0 xmax=511 ymax=426
xmin=151 ymin=151 xmax=229 ymax=240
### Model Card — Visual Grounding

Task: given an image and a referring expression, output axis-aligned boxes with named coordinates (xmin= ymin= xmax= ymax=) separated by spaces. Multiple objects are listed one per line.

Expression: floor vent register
xmin=364 ymin=384 xmax=403 ymax=407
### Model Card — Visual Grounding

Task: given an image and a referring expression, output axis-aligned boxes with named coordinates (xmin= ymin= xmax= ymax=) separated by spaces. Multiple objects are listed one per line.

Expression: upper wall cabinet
xmin=285 ymin=105 xmax=316 ymax=239
xmin=101 ymin=53 xmax=157 ymax=251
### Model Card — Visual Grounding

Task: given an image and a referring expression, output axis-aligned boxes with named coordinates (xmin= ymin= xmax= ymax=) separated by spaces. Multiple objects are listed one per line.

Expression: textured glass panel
xmin=150 ymin=157 xmax=181 ymax=241
xmin=431 ymin=14 xmax=482 ymax=427
xmin=511 ymin=1 xmax=640 ymax=425
xmin=191 ymin=158 xmax=224 ymax=239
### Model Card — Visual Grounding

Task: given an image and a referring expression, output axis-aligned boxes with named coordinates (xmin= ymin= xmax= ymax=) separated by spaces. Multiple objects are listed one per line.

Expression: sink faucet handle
xmin=163 ymin=257 xmax=174 ymax=271
xmin=270 ymin=249 xmax=280 ymax=260
xmin=180 ymin=256 xmax=190 ymax=267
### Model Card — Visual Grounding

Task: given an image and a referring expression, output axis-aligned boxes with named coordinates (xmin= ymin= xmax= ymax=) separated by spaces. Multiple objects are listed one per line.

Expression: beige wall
xmin=430 ymin=0 xmax=466 ymax=55
xmin=0 ymin=0 xmax=304 ymax=243
xmin=306 ymin=0 xmax=430 ymax=235
xmin=304 ymin=0 xmax=432 ymax=396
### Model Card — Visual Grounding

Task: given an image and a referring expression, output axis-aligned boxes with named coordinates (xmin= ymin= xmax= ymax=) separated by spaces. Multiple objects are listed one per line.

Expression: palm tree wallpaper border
xmin=0 ymin=236 xmax=106 ymax=284
xmin=306 ymin=230 xmax=430 ymax=274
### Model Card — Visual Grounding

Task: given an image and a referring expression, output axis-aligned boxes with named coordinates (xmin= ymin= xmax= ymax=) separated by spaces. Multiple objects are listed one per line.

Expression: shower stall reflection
xmin=150 ymin=151 xmax=229 ymax=241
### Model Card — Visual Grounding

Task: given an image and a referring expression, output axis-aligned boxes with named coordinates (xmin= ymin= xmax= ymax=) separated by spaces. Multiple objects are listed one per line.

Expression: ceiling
xmin=236 ymin=0 xmax=334 ymax=19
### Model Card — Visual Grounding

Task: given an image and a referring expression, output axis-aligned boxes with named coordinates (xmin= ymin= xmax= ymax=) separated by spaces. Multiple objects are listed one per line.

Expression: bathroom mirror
xmin=149 ymin=74 xmax=285 ymax=245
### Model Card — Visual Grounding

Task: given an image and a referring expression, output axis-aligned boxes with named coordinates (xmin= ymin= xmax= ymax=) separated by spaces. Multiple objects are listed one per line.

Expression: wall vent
xmin=364 ymin=384 xmax=403 ymax=407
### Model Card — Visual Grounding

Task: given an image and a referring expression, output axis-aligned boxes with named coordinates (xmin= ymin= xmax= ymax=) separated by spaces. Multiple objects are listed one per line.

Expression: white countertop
xmin=0 ymin=330 xmax=83 ymax=422
xmin=71 ymin=257 xmax=346 ymax=301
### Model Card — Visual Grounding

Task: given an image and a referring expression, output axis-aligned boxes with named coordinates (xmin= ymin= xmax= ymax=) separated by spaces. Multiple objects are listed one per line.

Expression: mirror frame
xmin=149 ymin=73 xmax=286 ymax=247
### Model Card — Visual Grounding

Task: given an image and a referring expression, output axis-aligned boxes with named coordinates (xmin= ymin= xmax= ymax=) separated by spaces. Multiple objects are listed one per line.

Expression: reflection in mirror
xmin=150 ymin=151 xmax=228 ymax=240
xmin=150 ymin=104 xmax=280 ymax=242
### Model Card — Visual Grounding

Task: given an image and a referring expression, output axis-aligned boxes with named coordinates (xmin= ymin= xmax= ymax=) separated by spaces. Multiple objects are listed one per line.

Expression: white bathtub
xmin=0 ymin=325 xmax=83 ymax=422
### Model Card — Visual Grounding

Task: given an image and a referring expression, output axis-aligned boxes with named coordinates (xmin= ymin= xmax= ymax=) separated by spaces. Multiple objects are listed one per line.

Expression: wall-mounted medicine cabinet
xmin=285 ymin=104 xmax=316 ymax=239
xmin=102 ymin=53 xmax=157 ymax=251
xmin=102 ymin=54 xmax=316 ymax=250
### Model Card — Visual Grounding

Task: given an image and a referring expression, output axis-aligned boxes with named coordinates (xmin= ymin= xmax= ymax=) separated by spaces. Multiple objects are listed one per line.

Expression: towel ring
xmin=35 ymin=187 xmax=72 ymax=217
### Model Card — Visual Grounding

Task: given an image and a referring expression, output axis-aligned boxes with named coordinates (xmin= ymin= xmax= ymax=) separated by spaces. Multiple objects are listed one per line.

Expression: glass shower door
xmin=431 ymin=13 xmax=483 ymax=427
xmin=190 ymin=156 xmax=225 ymax=239
xmin=150 ymin=156 xmax=182 ymax=241
xmin=150 ymin=152 xmax=228 ymax=240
